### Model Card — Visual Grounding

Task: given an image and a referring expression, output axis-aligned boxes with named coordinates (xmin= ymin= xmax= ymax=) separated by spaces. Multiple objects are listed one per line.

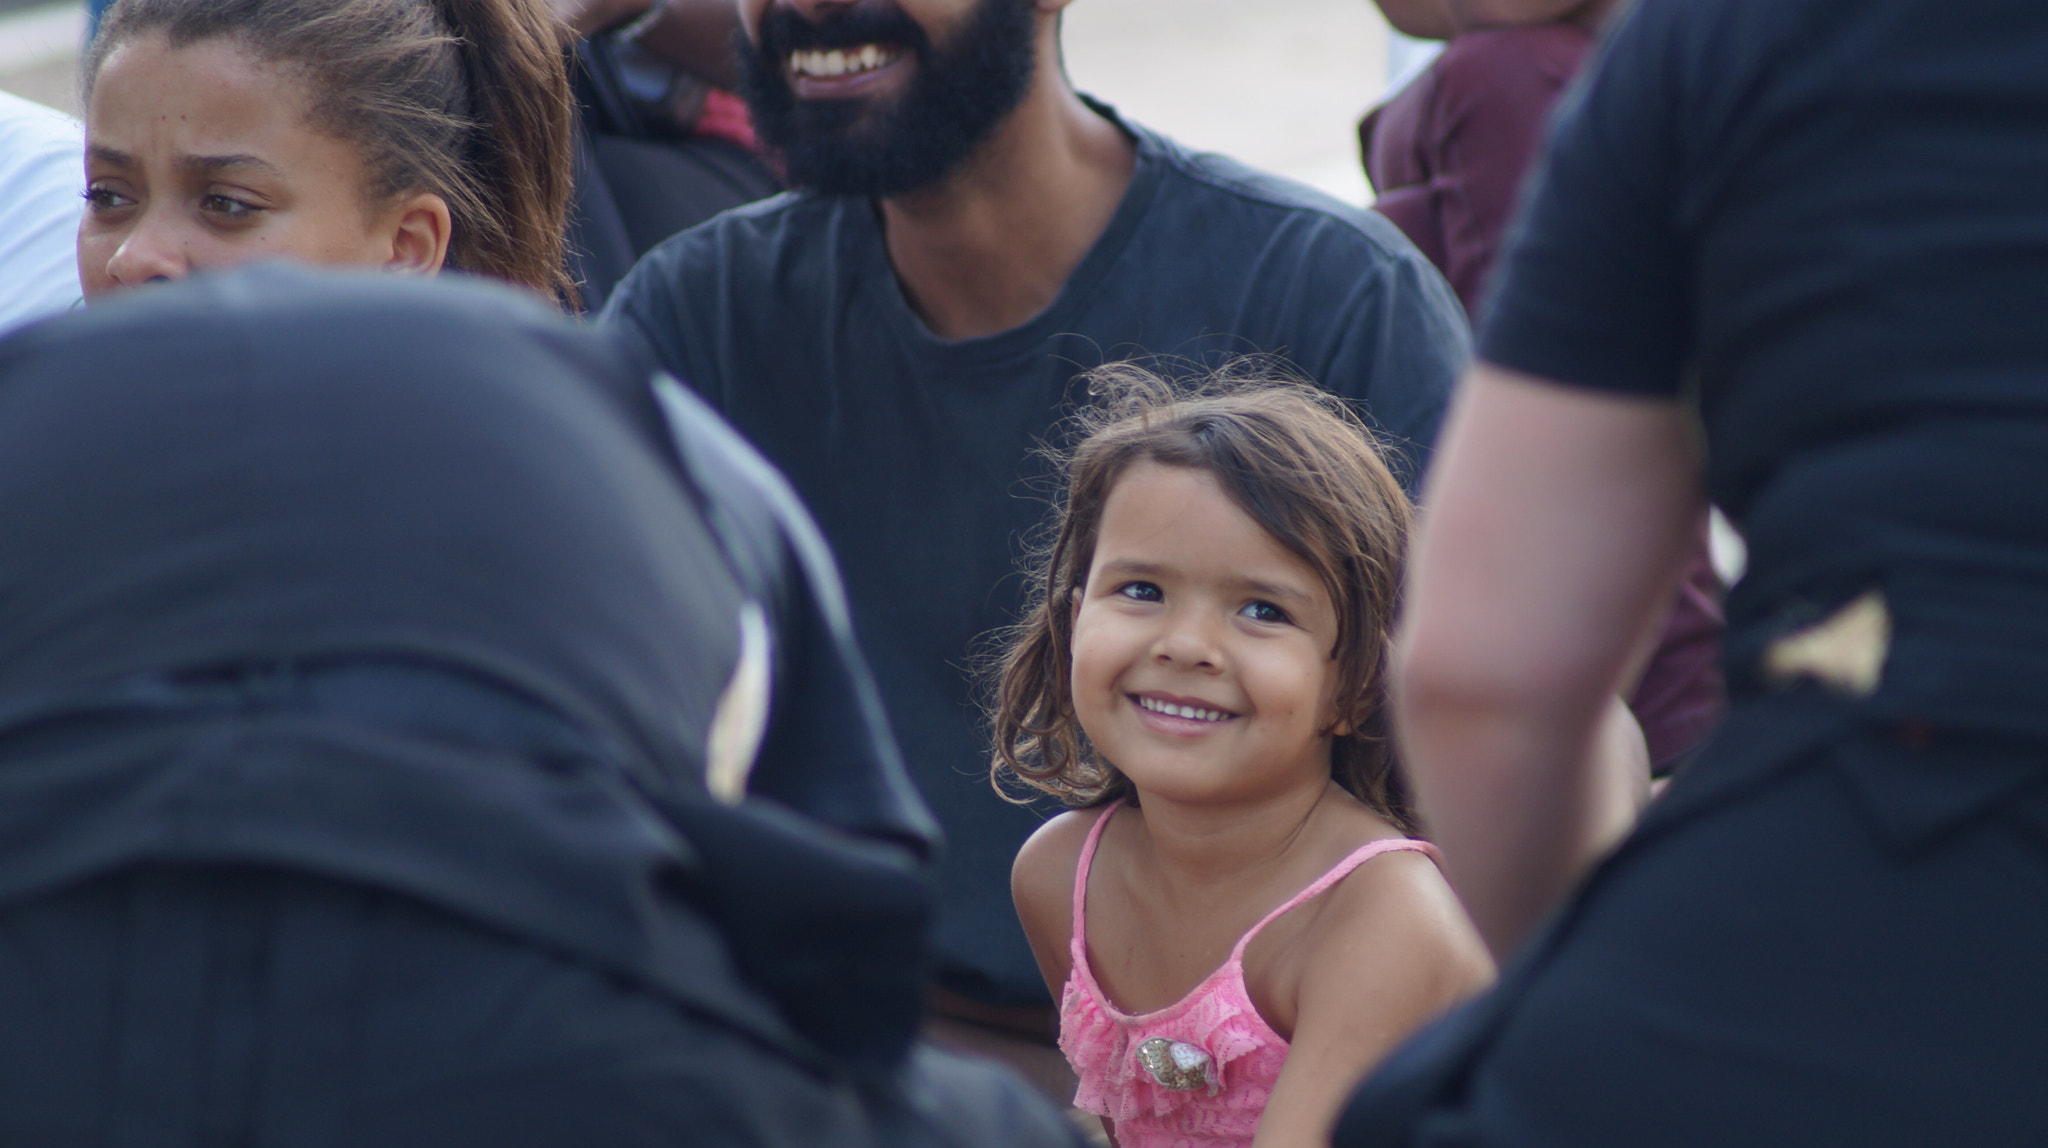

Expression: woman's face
xmin=79 ymin=34 xmax=448 ymax=299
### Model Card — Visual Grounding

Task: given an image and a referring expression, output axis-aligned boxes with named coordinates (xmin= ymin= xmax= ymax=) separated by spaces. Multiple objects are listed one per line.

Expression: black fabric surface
xmin=601 ymin=102 xmax=1469 ymax=1005
xmin=0 ymin=864 xmax=872 ymax=1148
xmin=0 ymin=862 xmax=1085 ymax=1148
xmin=0 ymin=266 xmax=939 ymax=1068
xmin=567 ymin=132 xmax=782 ymax=313
xmin=1340 ymin=688 xmax=2048 ymax=1147
xmin=1335 ymin=2 xmax=2048 ymax=1141
xmin=1479 ymin=0 xmax=2048 ymax=738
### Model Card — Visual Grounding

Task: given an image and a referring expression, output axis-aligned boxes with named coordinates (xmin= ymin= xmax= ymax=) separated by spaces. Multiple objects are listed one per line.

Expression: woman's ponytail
xmin=430 ymin=0 xmax=575 ymax=299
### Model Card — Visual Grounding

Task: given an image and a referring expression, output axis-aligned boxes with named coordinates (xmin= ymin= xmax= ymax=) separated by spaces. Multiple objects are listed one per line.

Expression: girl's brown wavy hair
xmin=989 ymin=362 xmax=1418 ymax=831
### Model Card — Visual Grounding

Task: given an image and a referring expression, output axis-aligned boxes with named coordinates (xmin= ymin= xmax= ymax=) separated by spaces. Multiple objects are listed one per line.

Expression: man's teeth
xmin=790 ymin=45 xmax=894 ymax=78
xmin=1138 ymin=697 xmax=1228 ymax=723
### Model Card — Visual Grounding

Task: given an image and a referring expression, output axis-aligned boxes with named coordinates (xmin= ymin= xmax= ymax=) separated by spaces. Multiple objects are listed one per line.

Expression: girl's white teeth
xmin=1139 ymin=696 xmax=1227 ymax=722
xmin=791 ymin=45 xmax=892 ymax=78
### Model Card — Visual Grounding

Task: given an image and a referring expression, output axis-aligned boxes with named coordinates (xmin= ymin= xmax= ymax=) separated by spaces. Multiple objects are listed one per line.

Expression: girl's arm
xmin=1251 ymin=851 xmax=1494 ymax=1148
xmin=1396 ymin=363 xmax=1702 ymax=959
xmin=1013 ymin=810 xmax=1119 ymax=1143
xmin=1011 ymin=810 xmax=1096 ymax=1000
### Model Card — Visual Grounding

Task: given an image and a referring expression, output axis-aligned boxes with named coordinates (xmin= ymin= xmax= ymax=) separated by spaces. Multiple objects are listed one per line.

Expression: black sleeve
xmin=597 ymin=242 xmax=698 ymax=393
xmin=648 ymin=375 xmax=941 ymax=859
xmin=1477 ymin=0 xmax=1693 ymax=396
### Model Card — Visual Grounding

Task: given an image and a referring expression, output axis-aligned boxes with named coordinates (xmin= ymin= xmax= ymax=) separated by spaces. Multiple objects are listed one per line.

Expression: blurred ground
xmin=0 ymin=0 xmax=1397 ymax=202
xmin=1064 ymin=0 xmax=1390 ymax=204
xmin=0 ymin=1 xmax=84 ymax=113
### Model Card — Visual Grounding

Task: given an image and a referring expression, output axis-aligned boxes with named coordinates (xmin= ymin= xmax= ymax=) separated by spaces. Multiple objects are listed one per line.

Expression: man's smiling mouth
xmin=788 ymin=45 xmax=902 ymax=79
xmin=1135 ymin=695 xmax=1233 ymax=723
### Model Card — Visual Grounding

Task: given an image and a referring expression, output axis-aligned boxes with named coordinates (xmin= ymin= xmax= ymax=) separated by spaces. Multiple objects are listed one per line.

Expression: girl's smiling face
xmin=79 ymin=34 xmax=448 ymax=298
xmin=1070 ymin=462 xmax=1345 ymax=807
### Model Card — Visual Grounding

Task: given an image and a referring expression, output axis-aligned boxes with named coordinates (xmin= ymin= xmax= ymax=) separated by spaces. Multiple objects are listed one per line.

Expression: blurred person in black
xmin=1341 ymin=0 xmax=2048 ymax=1143
xmin=0 ymin=265 xmax=1079 ymax=1148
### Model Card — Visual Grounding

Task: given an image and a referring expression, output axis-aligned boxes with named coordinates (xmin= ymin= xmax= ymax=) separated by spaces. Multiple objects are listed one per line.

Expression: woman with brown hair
xmin=78 ymin=0 xmax=575 ymax=300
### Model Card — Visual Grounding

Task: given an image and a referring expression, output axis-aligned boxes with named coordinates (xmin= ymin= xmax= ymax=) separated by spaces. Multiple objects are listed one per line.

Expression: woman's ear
xmin=380 ymin=192 xmax=452 ymax=276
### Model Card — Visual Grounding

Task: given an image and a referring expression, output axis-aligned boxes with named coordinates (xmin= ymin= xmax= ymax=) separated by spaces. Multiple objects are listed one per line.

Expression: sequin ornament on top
xmin=1136 ymin=1037 xmax=1219 ymax=1095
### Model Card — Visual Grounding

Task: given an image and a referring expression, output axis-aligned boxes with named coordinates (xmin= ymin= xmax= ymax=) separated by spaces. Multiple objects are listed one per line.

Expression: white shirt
xmin=0 ymin=90 xmax=84 ymax=335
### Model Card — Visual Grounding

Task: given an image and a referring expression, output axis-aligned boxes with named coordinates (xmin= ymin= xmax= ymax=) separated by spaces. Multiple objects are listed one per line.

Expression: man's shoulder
xmin=601 ymin=189 xmax=867 ymax=349
xmin=1133 ymin=122 xmax=1421 ymax=268
xmin=629 ymin=190 xmax=849 ymax=282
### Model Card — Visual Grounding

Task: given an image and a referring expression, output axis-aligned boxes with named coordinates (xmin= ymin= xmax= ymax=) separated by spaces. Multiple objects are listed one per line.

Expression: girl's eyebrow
xmin=1236 ymin=577 xmax=1313 ymax=605
xmin=179 ymin=153 xmax=280 ymax=176
xmin=85 ymin=147 xmax=280 ymax=179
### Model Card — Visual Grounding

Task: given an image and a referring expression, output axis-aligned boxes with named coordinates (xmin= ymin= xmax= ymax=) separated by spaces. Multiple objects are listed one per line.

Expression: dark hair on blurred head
xmin=990 ymin=360 xmax=1418 ymax=830
xmin=86 ymin=0 xmax=574 ymax=298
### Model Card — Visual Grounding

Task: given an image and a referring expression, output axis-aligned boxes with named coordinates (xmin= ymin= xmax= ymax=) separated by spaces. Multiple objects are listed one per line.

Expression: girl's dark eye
xmin=201 ymin=194 xmax=260 ymax=222
xmin=1115 ymin=581 xmax=1162 ymax=603
xmin=83 ymin=184 xmax=134 ymax=212
xmin=1241 ymin=600 xmax=1291 ymax=624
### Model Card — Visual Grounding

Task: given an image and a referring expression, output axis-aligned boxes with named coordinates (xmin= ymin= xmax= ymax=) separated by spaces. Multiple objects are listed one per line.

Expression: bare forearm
xmin=1400 ymin=693 xmax=1645 ymax=957
xmin=1396 ymin=363 xmax=1700 ymax=959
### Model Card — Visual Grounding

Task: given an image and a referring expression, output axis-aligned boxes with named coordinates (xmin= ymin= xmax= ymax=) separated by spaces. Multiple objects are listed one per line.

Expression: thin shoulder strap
xmin=1070 ymin=800 xmax=1124 ymax=948
xmin=1230 ymin=838 xmax=1441 ymax=961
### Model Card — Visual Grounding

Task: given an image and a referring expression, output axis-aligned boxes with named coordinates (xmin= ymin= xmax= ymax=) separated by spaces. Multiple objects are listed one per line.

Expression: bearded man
xmin=600 ymin=0 xmax=1470 ymax=1087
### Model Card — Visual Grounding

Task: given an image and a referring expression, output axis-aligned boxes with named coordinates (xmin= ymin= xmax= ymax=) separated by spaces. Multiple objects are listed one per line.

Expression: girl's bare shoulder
xmin=1011 ymin=806 xmax=1112 ymax=920
xmin=1302 ymin=836 xmax=1494 ymax=1001
xmin=1012 ymin=806 xmax=1117 ymax=994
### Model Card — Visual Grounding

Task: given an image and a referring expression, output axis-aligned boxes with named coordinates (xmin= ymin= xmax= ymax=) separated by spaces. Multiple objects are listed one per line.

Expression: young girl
xmin=78 ymin=0 xmax=573 ymax=300
xmin=999 ymin=367 xmax=1494 ymax=1147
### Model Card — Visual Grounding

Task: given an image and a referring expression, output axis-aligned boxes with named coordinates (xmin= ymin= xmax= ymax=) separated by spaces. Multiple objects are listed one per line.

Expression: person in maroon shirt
xmin=1362 ymin=0 xmax=1725 ymax=773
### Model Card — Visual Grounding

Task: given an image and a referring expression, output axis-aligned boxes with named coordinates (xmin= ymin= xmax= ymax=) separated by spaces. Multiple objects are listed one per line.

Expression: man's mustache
xmin=755 ymin=2 xmax=934 ymax=56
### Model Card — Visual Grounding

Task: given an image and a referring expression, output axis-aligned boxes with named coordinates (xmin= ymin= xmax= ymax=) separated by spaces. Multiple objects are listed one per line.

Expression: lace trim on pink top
xmin=1058 ymin=801 xmax=1439 ymax=1148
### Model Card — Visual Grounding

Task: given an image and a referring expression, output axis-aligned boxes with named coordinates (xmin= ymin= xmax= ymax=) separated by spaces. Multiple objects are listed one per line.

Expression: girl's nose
xmin=1153 ymin=609 xmax=1223 ymax=670
xmin=102 ymin=213 xmax=191 ymax=289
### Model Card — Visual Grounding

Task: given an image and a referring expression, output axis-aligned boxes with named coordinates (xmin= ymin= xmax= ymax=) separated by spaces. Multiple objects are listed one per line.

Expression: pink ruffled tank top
xmin=1059 ymin=801 xmax=1439 ymax=1148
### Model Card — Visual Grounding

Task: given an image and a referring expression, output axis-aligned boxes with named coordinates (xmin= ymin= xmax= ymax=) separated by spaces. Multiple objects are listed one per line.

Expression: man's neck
xmin=877 ymin=76 xmax=1137 ymax=342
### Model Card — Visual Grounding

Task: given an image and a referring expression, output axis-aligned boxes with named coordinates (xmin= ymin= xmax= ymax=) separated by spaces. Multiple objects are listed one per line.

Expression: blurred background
xmin=0 ymin=0 xmax=1427 ymax=206
xmin=0 ymin=0 xmax=81 ymax=115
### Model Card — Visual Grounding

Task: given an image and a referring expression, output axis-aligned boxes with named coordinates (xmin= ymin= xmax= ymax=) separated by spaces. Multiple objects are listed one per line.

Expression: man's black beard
xmin=737 ymin=0 xmax=1038 ymax=198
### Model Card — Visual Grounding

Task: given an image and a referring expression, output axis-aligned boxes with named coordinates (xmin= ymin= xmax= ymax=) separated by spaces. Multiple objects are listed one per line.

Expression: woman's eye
xmin=1241 ymin=600 xmax=1291 ymax=625
xmin=200 ymin=194 xmax=261 ymax=222
xmin=1114 ymin=581 xmax=1163 ymax=603
xmin=83 ymin=184 xmax=134 ymax=213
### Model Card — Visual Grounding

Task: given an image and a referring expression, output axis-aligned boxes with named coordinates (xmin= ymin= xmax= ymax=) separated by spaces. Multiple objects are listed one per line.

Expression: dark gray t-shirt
xmin=603 ymin=107 xmax=1469 ymax=1006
